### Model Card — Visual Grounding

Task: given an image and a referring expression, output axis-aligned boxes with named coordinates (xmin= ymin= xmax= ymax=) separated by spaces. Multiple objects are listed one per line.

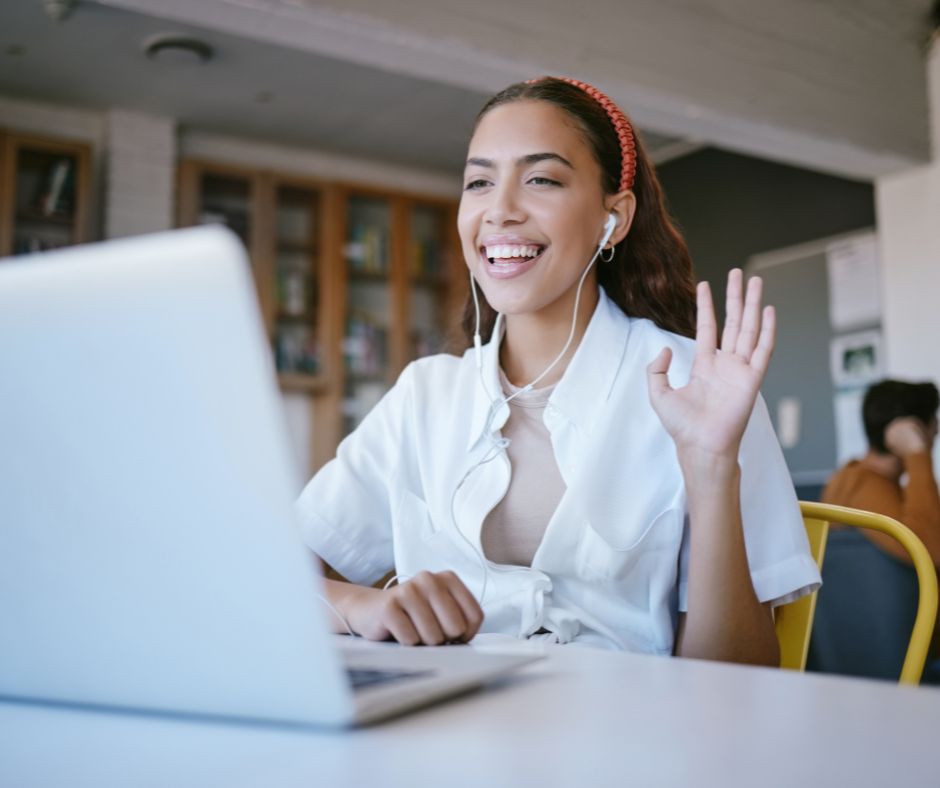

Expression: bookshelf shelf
xmin=278 ymin=241 xmax=317 ymax=255
xmin=278 ymin=373 xmax=329 ymax=394
xmin=15 ymin=211 xmax=76 ymax=226
xmin=276 ymin=310 xmax=318 ymax=323
xmin=1 ymin=132 xmax=92 ymax=257
xmin=410 ymin=273 xmax=450 ymax=289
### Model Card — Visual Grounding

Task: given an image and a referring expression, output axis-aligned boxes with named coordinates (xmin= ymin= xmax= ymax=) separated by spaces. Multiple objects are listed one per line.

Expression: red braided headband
xmin=526 ymin=76 xmax=637 ymax=192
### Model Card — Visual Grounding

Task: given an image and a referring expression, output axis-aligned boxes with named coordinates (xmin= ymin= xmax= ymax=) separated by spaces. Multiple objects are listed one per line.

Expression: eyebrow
xmin=465 ymin=152 xmax=574 ymax=170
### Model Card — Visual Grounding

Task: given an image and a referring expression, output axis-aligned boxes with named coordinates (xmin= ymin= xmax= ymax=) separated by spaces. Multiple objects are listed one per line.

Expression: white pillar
xmin=104 ymin=109 xmax=176 ymax=239
xmin=931 ymin=30 xmax=940 ymax=159
xmin=875 ymin=33 xmax=940 ymax=471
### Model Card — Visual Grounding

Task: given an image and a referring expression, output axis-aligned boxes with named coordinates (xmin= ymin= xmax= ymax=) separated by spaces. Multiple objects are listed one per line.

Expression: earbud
xmin=599 ymin=213 xmax=617 ymax=251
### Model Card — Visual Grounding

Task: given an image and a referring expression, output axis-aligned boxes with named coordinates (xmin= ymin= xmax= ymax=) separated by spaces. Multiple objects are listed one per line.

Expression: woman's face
xmin=458 ymin=100 xmax=612 ymax=320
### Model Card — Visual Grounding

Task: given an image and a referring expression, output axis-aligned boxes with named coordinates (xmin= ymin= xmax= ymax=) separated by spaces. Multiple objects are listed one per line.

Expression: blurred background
xmin=1 ymin=0 xmax=938 ymax=495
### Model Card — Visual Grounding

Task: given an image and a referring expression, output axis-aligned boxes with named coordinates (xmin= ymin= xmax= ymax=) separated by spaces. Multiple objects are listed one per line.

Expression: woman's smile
xmin=479 ymin=234 xmax=548 ymax=280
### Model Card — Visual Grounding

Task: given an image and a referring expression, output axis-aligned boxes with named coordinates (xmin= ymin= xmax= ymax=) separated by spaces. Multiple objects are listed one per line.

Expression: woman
xmin=298 ymin=77 xmax=820 ymax=664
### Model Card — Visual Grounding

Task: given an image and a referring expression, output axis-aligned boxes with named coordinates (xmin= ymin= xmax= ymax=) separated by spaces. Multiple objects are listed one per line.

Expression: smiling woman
xmin=297 ymin=77 xmax=821 ymax=663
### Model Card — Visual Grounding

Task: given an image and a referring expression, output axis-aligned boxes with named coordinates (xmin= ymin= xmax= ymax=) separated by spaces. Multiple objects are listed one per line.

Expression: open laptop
xmin=0 ymin=226 xmax=539 ymax=727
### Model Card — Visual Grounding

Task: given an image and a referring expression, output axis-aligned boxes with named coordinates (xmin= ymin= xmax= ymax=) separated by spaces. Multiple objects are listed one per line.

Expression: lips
xmin=478 ymin=244 xmax=546 ymax=280
xmin=483 ymin=243 xmax=545 ymax=262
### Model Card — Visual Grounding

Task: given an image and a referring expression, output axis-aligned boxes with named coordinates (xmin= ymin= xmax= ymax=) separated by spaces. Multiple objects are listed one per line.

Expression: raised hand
xmin=647 ymin=269 xmax=776 ymax=460
xmin=884 ymin=417 xmax=930 ymax=458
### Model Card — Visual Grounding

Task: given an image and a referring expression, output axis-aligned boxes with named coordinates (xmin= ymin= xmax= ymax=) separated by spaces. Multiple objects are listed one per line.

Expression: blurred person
xmin=823 ymin=379 xmax=940 ymax=564
xmin=812 ymin=379 xmax=940 ymax=682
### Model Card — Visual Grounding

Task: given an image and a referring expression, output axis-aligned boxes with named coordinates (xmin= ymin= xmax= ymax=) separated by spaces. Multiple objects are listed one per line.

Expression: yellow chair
xmin=775 ymin=501 xmax=939 ymax=685
xmin=774 ymin=506 xmax=828 ymax=673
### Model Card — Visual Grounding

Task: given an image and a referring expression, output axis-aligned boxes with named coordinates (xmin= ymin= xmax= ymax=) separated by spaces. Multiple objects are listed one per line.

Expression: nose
xmin=484 ymin=180 xmax=525 ymax=226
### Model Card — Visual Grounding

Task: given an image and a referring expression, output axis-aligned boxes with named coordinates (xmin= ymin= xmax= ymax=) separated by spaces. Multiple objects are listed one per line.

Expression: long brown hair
xmin=459 ymin=77 xmax=697 ymax=343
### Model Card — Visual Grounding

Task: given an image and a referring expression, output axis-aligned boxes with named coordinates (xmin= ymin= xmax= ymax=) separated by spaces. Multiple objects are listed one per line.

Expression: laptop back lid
xmin=0 ymin=227 xmax=354 ymax=726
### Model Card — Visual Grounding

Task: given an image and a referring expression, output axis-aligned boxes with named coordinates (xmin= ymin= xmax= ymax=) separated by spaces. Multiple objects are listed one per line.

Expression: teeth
xmin=484 ymin=244 xmax=542 ymax=260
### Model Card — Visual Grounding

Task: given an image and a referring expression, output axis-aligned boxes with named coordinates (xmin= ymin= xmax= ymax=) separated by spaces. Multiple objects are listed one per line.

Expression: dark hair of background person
xmin=460 ymin=78 xmax=698 ymax=345
xmin=863 ymin=379 xmax=940 ymax=453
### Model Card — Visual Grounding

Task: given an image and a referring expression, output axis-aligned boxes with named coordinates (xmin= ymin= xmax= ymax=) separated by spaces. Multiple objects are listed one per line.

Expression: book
xmin=41 ymin=159 xmax=72 ymax=216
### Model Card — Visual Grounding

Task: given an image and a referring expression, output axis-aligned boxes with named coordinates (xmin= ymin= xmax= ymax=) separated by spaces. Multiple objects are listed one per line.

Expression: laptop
xmin=0 ymin=226 xmax=539 ymax=727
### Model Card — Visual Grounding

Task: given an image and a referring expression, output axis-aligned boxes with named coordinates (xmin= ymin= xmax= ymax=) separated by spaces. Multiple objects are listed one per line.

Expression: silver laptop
xmin=0 ymin=226 xmax=538 ymax=727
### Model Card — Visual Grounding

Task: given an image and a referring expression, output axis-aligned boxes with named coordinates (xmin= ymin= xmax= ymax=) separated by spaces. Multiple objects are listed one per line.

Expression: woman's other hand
xmin=342 ymin=570 xmax=484 ymax=646
xmin=646 ymin=268 xmax=776 ymax=462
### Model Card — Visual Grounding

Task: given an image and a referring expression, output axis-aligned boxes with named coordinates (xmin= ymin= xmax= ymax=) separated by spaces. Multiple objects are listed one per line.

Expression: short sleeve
xmin=677 ymin=394 xmax=822 ymax=611
xmin=295 ymin=363 xmax=417 ymax=586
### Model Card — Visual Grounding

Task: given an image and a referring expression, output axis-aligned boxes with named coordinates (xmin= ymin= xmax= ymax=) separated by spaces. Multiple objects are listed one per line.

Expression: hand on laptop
xmin=342 ymin=570 xmax=484 ymax=646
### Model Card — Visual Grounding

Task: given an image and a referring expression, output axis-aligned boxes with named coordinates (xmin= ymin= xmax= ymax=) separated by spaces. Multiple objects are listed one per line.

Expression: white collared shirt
xmin=297 ymin=289 xmax=821 ymax=653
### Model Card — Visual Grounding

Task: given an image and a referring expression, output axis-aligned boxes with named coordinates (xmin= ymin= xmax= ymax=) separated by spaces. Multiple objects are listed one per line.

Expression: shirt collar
xmin=466 ymin=312 xmax=508 ymax=451
xmin=466 ymin=288 xmax=630 ymax=450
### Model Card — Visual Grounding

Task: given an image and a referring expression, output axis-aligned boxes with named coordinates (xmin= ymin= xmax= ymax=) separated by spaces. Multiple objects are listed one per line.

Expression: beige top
xmin=480 ymin=369 xmax=567 ymax=567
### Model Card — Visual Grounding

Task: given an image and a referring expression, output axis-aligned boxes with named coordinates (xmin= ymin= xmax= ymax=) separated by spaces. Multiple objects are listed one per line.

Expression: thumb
xmin=646 ymin=346 xmax=673 ymax=401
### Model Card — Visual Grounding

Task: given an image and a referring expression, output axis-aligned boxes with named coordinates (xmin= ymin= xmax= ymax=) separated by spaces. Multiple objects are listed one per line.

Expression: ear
xmin=604 ymin=191 xmax=637 ymax=246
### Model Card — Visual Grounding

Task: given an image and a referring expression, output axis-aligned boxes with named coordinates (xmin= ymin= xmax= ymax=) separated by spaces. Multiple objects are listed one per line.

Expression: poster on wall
xmin=830 ymin=328 xmax=883 ymax=465
xmin=826 ymin=235 xmax=881 ymax=331
xmin=829 ymin=329 xmax=883 ymax=389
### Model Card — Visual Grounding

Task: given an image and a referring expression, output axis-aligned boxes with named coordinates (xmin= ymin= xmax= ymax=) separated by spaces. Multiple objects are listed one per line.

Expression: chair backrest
xmin=776 ymin=502 xmax=939 ymax=685
xmin=808 ymin=528 xmax=921 ymax=680
xmin=775 ymin=511 xmax=828 ymax=672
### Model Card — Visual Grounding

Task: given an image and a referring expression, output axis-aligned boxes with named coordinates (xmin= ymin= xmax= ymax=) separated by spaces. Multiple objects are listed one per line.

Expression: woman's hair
xmin=460 ymin=76 xmax=697 ymax=344
xmin=863 ymin=379 xmax=940 ymax=453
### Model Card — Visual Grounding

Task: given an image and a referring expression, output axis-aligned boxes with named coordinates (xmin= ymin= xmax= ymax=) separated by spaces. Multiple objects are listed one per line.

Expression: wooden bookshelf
xmin=177 ymin=160 xmax=463 ymax=471
xmin=0 ymin=132 xmax=92 ymax=257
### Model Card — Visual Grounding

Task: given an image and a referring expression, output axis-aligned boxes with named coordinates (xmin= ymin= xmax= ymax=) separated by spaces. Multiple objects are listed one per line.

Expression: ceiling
xmin=0 ymin=0 xmax=692 ymax=174
xmin=0 ymin=0 xmax=936 ymax=179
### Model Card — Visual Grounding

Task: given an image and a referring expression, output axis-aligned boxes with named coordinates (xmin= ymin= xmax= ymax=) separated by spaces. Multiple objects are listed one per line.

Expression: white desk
xmin=3 ymin=641 xmax=939 ymax=788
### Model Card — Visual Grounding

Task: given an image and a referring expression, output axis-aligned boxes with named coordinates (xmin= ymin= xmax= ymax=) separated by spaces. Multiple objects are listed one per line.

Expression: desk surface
xmin=3 ymin=639 xmax=939 ymax=788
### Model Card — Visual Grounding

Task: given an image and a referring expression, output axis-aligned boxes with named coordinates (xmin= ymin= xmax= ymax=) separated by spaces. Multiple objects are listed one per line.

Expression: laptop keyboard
xmin=346 ymin=667 xmax=434 ymax=691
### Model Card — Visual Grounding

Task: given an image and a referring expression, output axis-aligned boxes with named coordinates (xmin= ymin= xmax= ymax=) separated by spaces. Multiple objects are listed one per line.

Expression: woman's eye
xmin=464 ymin=179 xmax=490 ymax=191
xmin=528 ymin=176 xmax=561 ymax=187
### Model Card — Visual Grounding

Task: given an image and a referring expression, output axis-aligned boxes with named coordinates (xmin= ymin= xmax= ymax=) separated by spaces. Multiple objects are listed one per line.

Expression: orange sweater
xmin=822 ymin=452 xmax=940 ymax=566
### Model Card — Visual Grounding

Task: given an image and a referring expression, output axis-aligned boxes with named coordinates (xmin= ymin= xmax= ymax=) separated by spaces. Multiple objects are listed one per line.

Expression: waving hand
xmin=647 ymin=269 xmax=776 ymax=459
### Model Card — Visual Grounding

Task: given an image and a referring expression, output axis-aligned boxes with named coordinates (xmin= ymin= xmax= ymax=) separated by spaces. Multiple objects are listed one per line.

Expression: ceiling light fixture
xmin=142 ymin=34 xmax=214 ymax=65
xmin=42 ymin=0 xmax=77 ymax=23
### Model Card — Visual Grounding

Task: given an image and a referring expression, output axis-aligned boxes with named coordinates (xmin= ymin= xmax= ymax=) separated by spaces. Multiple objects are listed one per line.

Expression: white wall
xmin=876 ymin=36 xmax=940 ymax=471
xmin=179 ymin=131 xmax=459 ymax=197
xmin=0 ymin=94 xmax=105 ymax=144
xmin=105 ymin=110 xmax=176 ymax=239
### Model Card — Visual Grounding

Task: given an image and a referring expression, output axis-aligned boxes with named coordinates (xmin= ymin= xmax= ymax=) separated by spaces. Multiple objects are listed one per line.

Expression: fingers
xmin=720 ymin=268 xmax=743 ymax=352
xmin=885 ymin=417 xmax=930 ymax=456
xmin=695 ymin=281 xmax=718 ymax=358
xmin=439 ymin=571 xmax=485 ymax=642
xmin=397 ymin=580 xmax=447 ymax=645
xmin=717 ymin=269 xmax=773 ymax=366
xmin=748 ymin=305 xmax=776 ymax=375
xmin=376 ymin=596 xmax=422 ymax=646
xmin=379 ymin=571 xmax=484 ymax=646
xmin=413 ymin=571 xmax=471 ymax=642
xmin=646 ymin=346 xmax=673 ymax=400
xmin=734 ymin=276 xmax=764 ymax=360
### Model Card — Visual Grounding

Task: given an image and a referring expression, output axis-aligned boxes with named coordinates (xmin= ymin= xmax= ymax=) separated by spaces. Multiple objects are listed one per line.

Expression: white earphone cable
xmin=457 ymin=215 xmax=616 ymax=606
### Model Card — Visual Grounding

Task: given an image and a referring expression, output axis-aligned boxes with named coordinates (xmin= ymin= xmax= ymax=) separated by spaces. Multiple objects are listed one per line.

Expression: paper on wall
xmin=833 ymin=388 xmax=868 ymax=466
xmin=826 ymin=235 xmax=881 ymax=331
xmin=776 ymin=397 xmax=801 ymax=449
